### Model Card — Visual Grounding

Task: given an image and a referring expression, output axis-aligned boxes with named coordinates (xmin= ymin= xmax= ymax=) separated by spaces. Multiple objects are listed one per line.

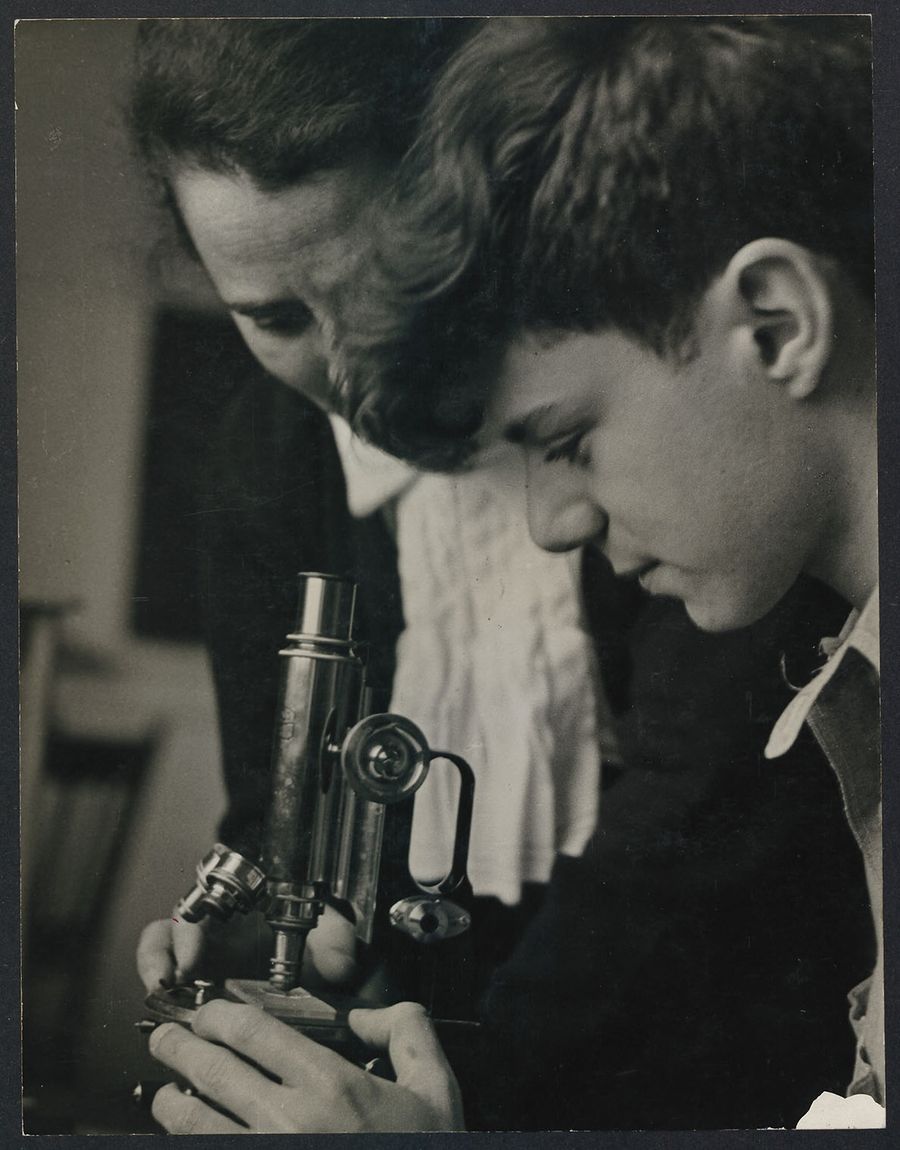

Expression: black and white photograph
xmin=14 ymin=6 xmax=891 ymax=1136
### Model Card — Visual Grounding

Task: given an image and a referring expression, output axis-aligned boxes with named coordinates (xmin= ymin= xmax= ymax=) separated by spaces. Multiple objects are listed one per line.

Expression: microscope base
xmin=225 ymin=978 xmax=372 ymax=1050
xmin=142 ymin=980 xmax=373 ymax=1055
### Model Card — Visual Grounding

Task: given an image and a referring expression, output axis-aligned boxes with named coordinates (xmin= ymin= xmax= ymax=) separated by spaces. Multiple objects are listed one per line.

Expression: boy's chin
xmin=682 ymin=586 xmax=782 ymax=634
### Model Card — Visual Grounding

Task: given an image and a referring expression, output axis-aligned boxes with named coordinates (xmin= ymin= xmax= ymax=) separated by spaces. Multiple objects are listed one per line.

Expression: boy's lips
xmin=611 ymin=557 xmax=660 ymax=581
xmin=637 ymin=562 xmax=662 ymax=591
xmin=586 ymin=540 xmax=665 ymax=585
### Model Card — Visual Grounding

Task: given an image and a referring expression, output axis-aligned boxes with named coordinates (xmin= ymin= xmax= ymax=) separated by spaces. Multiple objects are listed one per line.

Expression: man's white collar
xmin=327 ymin=414 xmax=419 ymax=517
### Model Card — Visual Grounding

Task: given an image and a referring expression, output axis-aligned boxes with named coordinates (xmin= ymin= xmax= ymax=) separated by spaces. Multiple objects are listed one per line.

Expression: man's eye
xmin=246 ymin=304 xmax=315 ymax=336
xmin=543 ymin=431 xmax=590 ymax=466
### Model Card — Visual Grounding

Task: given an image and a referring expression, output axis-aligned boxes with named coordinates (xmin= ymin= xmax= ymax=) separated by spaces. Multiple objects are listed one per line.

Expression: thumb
xmin=301 ymin=905 xmax=358 ymax=987
xmin=170 ymin=918 xmax=207 ymax=983
xmin=349 ymin=1003 xmax=459 ymax=1110
xmin=136 ymin=919 xmax=176 ymax=993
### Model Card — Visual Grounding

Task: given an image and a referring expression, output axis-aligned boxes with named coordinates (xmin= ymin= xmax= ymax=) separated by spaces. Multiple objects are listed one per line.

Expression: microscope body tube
xmin=164 ymin=572 xmax=474 ymax=1014
xmin=262 ymin=575 xmax=368 ymax=993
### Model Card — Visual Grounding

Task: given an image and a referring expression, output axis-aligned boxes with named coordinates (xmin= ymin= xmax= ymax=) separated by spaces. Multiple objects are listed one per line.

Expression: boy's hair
xmin=333 ymin=16 xmax=874 ymax=469
xmin=129 ymin=18 xmax=472 ymax=193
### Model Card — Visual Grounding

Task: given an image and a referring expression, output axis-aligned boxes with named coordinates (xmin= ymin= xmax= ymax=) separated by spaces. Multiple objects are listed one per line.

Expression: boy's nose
xmin=526 ymin=491 xmax=607 ymax=553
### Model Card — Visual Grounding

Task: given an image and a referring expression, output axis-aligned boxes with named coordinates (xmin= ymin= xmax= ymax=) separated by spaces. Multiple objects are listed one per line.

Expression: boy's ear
xmin=709 ymin=238 xmax=834 ymax=399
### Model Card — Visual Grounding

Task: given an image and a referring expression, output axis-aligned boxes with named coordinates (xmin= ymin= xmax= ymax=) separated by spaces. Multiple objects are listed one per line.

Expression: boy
xmin=338 ymin=13 xmax=882 ymax=1124
xmin=146 ymin=16 xmax=882 ymax=1130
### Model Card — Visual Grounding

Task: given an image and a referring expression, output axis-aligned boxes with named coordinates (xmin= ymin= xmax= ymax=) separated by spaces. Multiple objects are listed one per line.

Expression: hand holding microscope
xmin=139 ymin=572 xmax=477 ymax=1085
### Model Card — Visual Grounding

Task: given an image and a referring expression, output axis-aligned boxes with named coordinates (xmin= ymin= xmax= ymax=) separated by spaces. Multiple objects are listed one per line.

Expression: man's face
xmin=485 ymin=323 xmax=829 ymax=632
xmin=171 ymin=162 xmax=384 ymax=404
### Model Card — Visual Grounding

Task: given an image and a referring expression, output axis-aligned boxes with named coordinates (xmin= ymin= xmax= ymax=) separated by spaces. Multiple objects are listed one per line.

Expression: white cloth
xmin=328 ymin=417 xmax=603 ymax=905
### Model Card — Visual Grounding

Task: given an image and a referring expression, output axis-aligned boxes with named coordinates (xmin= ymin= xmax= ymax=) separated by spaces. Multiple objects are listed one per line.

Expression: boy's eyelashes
xmin=542 ymin=428 xmax=592 ymax=467
xmin=234 ymin=301 xmax=316 ymax=336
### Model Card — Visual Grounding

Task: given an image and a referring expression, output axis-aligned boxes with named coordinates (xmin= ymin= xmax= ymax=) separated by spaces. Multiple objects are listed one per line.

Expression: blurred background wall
xmin=17 ymin=20 xmax=229 ymax=1132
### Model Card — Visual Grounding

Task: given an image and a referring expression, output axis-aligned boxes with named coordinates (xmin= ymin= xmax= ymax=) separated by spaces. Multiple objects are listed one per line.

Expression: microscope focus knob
xmin=341 ymin=715 xmax=430 ymax=803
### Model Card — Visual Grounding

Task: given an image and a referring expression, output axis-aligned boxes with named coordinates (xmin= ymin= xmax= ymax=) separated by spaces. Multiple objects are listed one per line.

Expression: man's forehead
xmin=173 ymin=163 xmax=380 ymax=302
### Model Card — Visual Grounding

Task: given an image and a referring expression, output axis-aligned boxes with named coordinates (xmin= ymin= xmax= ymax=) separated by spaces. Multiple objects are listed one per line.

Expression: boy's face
xmin=484 ymin=321 xmax=829 ymax=632
xmin=171 ymin=162 xmax=384 ymax=406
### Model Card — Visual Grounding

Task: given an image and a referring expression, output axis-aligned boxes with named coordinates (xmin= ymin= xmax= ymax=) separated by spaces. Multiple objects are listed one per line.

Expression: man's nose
xmin=526 ymin=488 xmax=607 ymax=553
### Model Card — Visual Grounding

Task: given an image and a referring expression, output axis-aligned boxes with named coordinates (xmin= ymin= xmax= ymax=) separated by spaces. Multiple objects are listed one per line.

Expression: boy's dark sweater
xmin=197 ymin=376 xmax=872 ymax=1130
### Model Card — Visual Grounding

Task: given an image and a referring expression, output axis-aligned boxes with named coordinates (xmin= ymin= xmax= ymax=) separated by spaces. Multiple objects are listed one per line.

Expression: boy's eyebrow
xmin=504 ymin=404 xmax=565 ymax=445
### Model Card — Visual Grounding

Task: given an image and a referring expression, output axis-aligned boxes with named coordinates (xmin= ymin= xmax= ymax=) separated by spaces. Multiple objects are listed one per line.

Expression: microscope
xmin=141 ymin=573 xmax=476 ymax=1055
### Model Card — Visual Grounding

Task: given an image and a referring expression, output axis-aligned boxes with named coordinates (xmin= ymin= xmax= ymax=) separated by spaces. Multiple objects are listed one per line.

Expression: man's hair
xmin=333 ymin=16 xmax=874 ymax=469
xmin=130 ymin=18 xmax=472 ymax=192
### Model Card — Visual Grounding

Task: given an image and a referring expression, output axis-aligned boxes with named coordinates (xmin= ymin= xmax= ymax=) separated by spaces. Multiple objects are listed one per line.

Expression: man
xmin=130 ymin=16 xmax=474 ymax=993
xmin=131 ymin=17 xmax=617 ymax=1021
xmin=137 ymin=17 xmax=877 ymax=1131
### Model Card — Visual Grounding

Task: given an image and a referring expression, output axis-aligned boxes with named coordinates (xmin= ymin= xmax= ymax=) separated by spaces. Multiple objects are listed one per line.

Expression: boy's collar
xmin=765 ymin=587 xmax=879 ymax=760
